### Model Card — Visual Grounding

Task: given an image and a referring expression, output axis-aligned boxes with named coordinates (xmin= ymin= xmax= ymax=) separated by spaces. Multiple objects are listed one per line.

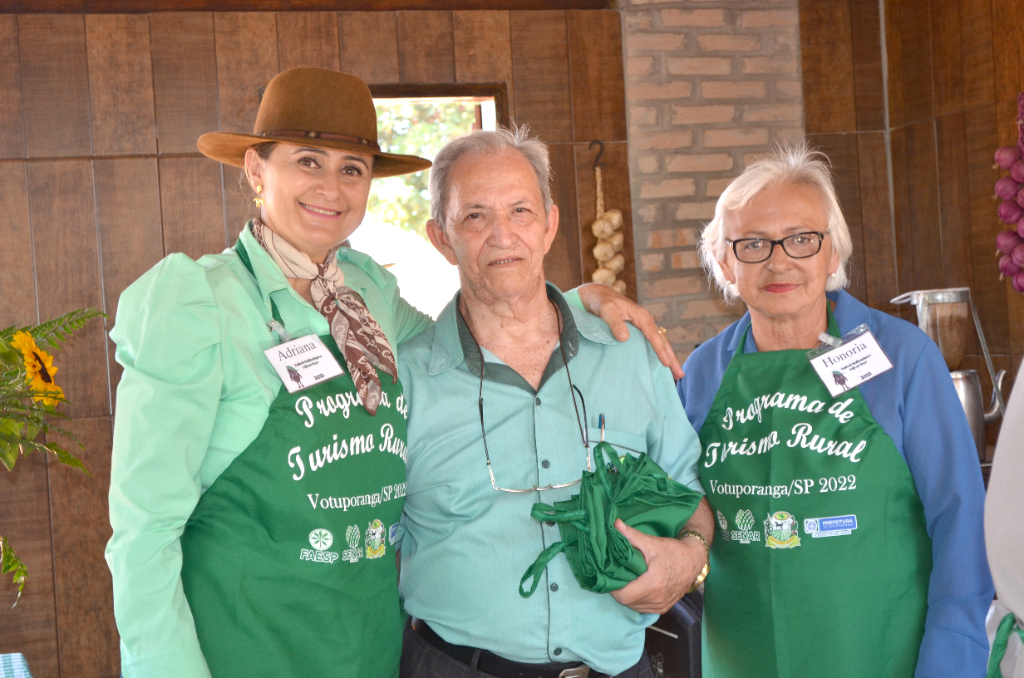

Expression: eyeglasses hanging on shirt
xmin=467 ymin=304 xmax=593 ymax=494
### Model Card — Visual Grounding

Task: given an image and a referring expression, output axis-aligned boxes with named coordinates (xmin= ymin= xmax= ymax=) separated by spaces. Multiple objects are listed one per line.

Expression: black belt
xmin=411 ymin=618 xmax=605 ymax=678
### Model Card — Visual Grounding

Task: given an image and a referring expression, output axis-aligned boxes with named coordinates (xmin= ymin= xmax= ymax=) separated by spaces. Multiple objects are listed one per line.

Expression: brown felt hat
xmin=197 ymin=67 xmax=431 ymax=178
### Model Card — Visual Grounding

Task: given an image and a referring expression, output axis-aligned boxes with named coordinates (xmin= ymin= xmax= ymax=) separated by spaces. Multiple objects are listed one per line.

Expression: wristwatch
xmin=679 ymin=530 xmax=709 ymax=593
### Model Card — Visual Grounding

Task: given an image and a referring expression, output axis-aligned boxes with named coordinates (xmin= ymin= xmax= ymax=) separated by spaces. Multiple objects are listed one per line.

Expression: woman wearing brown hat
xmin=104 ymin=67 xmax=675 ymax=678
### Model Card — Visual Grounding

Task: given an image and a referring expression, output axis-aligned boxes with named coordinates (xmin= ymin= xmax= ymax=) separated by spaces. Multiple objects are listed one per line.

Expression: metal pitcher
xmin=892 ymin=287 xmax=1007 ymax=419
xmin=950 ymin=369 xmax=1007 ymax=461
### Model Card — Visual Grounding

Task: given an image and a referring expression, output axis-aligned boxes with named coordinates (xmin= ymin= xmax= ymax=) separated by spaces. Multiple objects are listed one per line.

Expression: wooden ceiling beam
xmin=2 ymin=0 xmax=609 ymax=13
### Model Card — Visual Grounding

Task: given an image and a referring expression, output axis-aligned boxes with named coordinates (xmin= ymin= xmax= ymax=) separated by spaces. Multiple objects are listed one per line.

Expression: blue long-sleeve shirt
xmin=677 ymin=289 xmax=993 ymax=678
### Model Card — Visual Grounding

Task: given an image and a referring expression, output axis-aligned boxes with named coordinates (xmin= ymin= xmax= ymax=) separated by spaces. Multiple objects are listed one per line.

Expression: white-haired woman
xmin=676 ymin=145 xmax=992 ymax=678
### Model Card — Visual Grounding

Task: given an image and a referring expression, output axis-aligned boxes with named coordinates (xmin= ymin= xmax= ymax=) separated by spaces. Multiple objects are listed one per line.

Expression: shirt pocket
xmin=586 ymin=427 xmax=648 ymax=462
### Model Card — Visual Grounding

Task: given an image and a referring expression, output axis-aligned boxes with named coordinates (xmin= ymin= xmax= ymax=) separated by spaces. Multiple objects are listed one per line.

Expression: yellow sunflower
xmin=10 ymin=332 xmax=63 ymax=406
xmin=10 ymin=331 xmax=37 ymax=365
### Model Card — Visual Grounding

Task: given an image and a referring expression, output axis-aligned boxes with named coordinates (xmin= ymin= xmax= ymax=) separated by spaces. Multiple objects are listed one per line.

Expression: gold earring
xmin=254 ymin=185 xmax=264 ymax=208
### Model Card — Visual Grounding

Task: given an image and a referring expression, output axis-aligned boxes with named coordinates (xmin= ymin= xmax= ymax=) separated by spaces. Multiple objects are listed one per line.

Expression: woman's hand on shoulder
xmin=577 ymin=283 xmax=683 ymax=379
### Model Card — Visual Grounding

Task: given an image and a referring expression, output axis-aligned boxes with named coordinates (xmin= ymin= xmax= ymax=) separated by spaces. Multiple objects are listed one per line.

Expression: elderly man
xmin=396 ymin=127 xmax=712 ymax=678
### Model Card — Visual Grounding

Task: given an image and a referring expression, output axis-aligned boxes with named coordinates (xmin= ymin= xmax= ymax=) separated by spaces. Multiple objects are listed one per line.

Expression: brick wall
xmin=621 ymin=0 xmax=805 ymax=362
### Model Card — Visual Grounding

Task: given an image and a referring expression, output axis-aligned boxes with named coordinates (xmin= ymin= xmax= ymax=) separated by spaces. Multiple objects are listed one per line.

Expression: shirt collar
xmin=726 ymin=290 xmax=845 ymax=354
xmin=428 ymin=282 xmax=613 ymax=377
xmin=237 ymin=223 xmax=291 ymax=307
xmin=236 ymin=222 xmax=370 ymax=307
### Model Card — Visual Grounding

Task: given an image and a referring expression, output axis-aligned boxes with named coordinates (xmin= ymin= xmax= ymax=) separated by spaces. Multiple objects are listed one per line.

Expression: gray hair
xmin=429 ymin=125 xmax=553 ymax=229
xmin=699 ymin=143 xmax=853 ymax=303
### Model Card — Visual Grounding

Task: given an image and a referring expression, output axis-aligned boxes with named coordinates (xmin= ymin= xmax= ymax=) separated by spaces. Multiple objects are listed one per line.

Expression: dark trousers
xmin=400 ymin=621 xmax=655 ymax=678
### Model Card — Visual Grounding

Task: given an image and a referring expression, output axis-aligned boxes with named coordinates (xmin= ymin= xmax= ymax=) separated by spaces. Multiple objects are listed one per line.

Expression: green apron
xmin=697 ymin=307 xmax=932 ymax=678
xmin=179 ymin=241 xmax=408 ymax=677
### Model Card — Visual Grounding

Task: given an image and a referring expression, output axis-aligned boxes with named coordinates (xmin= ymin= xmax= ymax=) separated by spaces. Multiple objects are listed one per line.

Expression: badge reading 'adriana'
xmin=263 ymin=334 xmax=344 ymax=394
xmin=764 ymin=511 xmax=801 ymax=549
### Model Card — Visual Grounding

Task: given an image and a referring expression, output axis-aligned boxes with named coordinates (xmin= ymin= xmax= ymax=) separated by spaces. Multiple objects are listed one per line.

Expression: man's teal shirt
xmin=397 ymin=284 xmax=704 ymax=676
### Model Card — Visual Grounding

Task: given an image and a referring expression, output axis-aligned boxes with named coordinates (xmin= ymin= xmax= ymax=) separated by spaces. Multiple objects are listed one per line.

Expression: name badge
xmin=807 ymin=325 xmax=893 ymax=398
xmin=263 ymin=335 xmax=344 ymax=393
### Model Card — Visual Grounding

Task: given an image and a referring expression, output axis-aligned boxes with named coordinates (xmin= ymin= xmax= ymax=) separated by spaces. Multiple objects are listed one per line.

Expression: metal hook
xmin=590 ymin=140 xmax=605 ymax=168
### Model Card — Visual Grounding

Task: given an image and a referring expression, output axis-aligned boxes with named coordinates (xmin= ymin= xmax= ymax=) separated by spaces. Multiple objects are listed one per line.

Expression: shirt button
xmin=550 ymin=583 xmax=559 ymax=592
xmin=553 ymin=648 xmax=562 ymax=656
xmin=535 ymin=397 xmax=542 ymax=406
xmin=541 ymin=460 xmax=550 ymax=469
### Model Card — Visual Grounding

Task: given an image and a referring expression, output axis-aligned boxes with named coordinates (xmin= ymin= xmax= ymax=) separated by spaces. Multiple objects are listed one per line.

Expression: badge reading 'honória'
xmin=365 ymin=519 xmax=386 ymax=559
xmin=764 ymin=511 xmax=801 ymax=549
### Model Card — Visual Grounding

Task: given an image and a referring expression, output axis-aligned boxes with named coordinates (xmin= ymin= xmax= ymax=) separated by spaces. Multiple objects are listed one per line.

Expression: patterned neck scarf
xmin=250 ymin=217 xmax=397 ymax=415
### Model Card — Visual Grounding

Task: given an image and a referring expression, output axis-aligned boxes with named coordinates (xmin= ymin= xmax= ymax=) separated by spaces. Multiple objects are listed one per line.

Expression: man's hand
xmin=609 ymin=520 xmax=706 ymax=614
xmin=577 ymin=283 xmax=683 ymax=379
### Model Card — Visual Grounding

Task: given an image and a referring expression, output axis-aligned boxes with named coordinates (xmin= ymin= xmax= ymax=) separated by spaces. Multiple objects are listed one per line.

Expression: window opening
xmin=348 ymin=96 xmax=497 ymax=319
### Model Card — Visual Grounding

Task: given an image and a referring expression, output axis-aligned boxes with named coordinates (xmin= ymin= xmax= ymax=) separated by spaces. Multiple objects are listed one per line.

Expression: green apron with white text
xmin=697 ymin=308 xmax=931 ymax=678
xmin=179 ymin=241 xmax=409 ymax=677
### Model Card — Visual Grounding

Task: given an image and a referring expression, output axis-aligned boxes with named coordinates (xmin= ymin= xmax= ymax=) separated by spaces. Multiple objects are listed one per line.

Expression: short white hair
xmin=699 ymin=143 xmax=853 ymax=303
xmin=428 ymin=124 xmax=552 ymax=229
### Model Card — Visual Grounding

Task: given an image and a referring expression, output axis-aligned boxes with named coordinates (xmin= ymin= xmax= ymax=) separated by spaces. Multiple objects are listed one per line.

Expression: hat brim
xmin=197 ymin=131 xmax=432 ymax=178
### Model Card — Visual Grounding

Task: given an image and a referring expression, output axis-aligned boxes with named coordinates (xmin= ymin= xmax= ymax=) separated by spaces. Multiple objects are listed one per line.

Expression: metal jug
xmin=892 ymin=287 xmax=1007 ymax=423
xmin=950 ymin=369 xmax=1007 ymax=461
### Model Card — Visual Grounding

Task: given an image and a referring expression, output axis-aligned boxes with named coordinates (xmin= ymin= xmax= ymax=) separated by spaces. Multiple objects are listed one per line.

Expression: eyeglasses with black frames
xmin=726 ymin=231 xmax=828 ymax=264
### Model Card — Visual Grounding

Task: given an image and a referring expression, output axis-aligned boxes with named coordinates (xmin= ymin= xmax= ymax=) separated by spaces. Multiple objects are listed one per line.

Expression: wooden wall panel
xmin=935 ymin=112 xmax=973 ymax=289
xmin=807 ymin=133 xmax=868 ymax=302
xmin=453 ymin=10 xmax=513 ymax=109
xmin=0 ymin=17 xmax=26 ymax=159
xmin=850 ymin=0 xmax=885 ymax=131
xmin=160 ymin=156 xmax=227 ymax=259
xmin=885 ymin=0 xmax=907 ymax=129
xmin=48 ymin=417 xmax=118 ymax=677
xmin=992 ymin=0 xmax=1024 ymax=102
xmin=214 ymin=12 xmax=279 ymax=134
xmin=17 ymin=15 xmax=92 ymax=158
xmin=86 ymin=15 xmax=157 ymax=157
xmin=575 ymin=142 xmax=636 ymax=300
xmin=398 ymin=11 xmax=454 ymax=84
xmin=567 ymin=10 xmax=626 ymax=143
xmin=510 ymin=11 xmax=572 ymax=143
xmin=904 ymin=121 xmax=943 ymax=290
xmin=889 ymin=126 xmax=914 ymax=319
xmin=94 ymin=158 xmax=164 ymax=400
xmin=544 ymin=144 xmax=581 ymax=293
xmin=28 ymin=160 xmax=110 ymax=420
xmin=150 ymin=13 xmax=219 ymax=155
xmin=897 ymin=0 xmax=934 ymax=125
xmin=0 ymin=162 xmax=35 ymax=327
xmin=277 ymin=11 xmax=341 ymax=71
xmin=338 ymin=12 xmax=400 ymax=84
xmin=929 ymin=0 xmax=963 ymax=116
xmin=856 ymin=132 xmax=899 ymax=312
xmin=223 ymin=163 xmax=252 ymax=245
xmin=0 ymin=160 xmax=57 ymax=677
xmin=0 ymin=455 xmax=58 ymax=678
xmin=959 ymin=0 xmax=995 ymax=107
xmin=798 ymin=0 xmax=856 ymax=134
xmin=964 ymin=104 xmax=1008 ymax=354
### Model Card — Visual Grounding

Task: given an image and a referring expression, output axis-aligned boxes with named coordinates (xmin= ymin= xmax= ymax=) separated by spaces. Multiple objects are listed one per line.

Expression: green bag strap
xmin=987 ymin=612 xmax=1024 ymax=678
xmin=519 ymin=540 xmax=568 ymax=598
xmin=595 ymin=441 xmax=626 ymax=498
xmin=530 ymin=503 xmax=587 ymax=524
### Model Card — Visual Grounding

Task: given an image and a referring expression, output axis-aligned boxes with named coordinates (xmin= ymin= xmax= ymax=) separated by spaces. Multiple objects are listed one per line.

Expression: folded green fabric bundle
xmin=520 ymin=441 xmax=703 ymax=597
